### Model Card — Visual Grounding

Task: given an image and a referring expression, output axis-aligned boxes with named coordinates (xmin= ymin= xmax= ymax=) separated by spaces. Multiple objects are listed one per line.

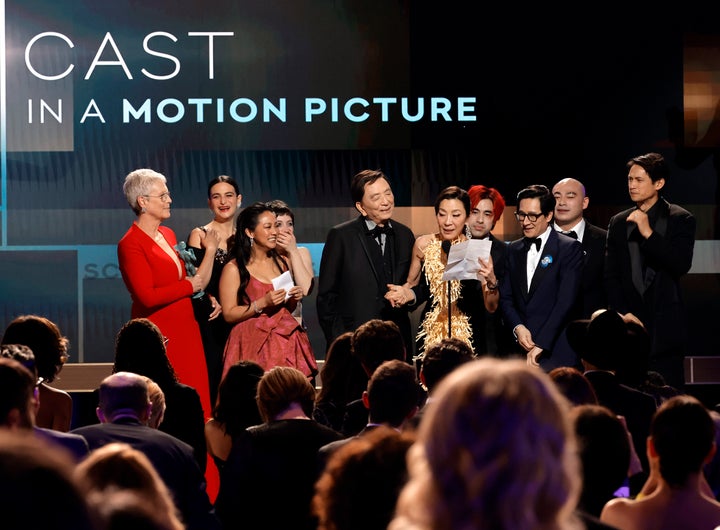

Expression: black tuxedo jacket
xmin=317 ymin=216 xmax=415 ymax=353
xmin=578 ymin=222 xmax=608 ymax=318
xmin=499 ymin=229 xmax=583 ymax=370
xmin=604 ymin=198 xmax=695 ymax=358
xmin=71 ymin=419 xmax=220 ymax=530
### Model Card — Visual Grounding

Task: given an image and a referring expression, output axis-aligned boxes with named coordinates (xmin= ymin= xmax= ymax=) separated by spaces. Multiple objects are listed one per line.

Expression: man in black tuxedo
xmin=499 ymin=184 xmax=583 ymax=370
xmin=459 ymin=184 xmax=512 ymax=356
xmin=604 ymin=152 xmax=696 ymax=390
xmin=71 ymin=372 xmax=220 ymax=530
xmin=317 ymin=169 xmax=415 ymax=357
xmin=553 ymin=177 xmax=608 ymax=318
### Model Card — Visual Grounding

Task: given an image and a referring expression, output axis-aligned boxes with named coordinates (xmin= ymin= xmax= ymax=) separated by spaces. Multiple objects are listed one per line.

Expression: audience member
xmin=389 ymin=358 xmax=582 ymax=530
xmin=601 ymin=395 xmax=720 ymax=530
xmin=70 ymin=372 xmax=220 ymax=530
xmin=567 ymin=309 xmax=657 ymax=495
xmin=571 ymin=404 xmax=632 ymax=518
xmin=549 ymin=366 xmax=599 ymax=406
xmin=205 ymin=360 xmax=264 ymax=469
xmin=215 ymin=366 xmax=342 ymax=530
xmin=1 ymin=314 xmax=73 ymax=431
xmin=340 ymin=319 xmax=409 ymax=436
xmin=113 ymin=317 xmax=207 ymax=471
xmin=0 ymin=430 xmax=97 ymax=530
xmin=410 ymin=337 xmax=475 ymax=429
xmin=462 ymin=184 xmax=511 ymax=356
xmin=318 ymin=359 xmax=419 ymax=469
xmin=499 ymin=184 xmax=583 ymax=370
xmin=187 ymin=174 xmax=242 ymax=406
xmin=75 ymin=442 xmax=184 ymax=530
xmin=143 ymin=376 xmax=166 ymax=429
xmin=604 ymin=152 xmax=696 ymax=390
xmin=317 ymin=169 xmax=416 ymax=356
xmin=552 ymin=177 xmax=608 ymax=319
xmin=314 ymin=426 xmax=416 ymax=530
xmin=0 ymin=348 xmax=89 ymax=460
xmin=88 ymin=490 xmax=177 ymax=530
xmin=313 ymin=331 xmax=368 ymax=433
xmin=267 ymin=199 xmax=315 ymax=327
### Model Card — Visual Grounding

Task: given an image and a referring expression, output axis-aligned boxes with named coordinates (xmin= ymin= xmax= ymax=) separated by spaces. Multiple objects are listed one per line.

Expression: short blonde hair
xmin=390 ymin=358 xmax=581 ymax=530
xmin=143 ymin=376 xmax=166 ymax=429
xmin=256 ymin=366 xmax=315 ymax=422
xmin=123 ymin=168 xmax=166 ymax=215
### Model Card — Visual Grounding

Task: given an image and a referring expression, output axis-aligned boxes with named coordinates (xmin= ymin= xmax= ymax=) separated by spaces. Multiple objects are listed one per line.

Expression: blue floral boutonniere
xmin=175 ymin=241 xmax=204 ymax=299
xmin=540 ymin=255 xmax=553 ymax=268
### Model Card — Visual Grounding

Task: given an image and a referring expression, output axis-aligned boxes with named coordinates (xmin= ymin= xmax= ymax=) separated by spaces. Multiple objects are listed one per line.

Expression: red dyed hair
xmin=467 ymin=185 xmax=506 ymax=224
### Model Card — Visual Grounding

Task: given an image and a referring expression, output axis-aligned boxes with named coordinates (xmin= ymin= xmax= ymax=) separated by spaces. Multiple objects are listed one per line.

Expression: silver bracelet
xmin=252 ymin=301 xmax=263 ymax=314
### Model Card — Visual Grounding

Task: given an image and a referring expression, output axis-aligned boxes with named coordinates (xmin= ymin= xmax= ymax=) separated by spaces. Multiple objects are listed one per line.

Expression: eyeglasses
xmin=143 ymin=192 xmax=171 ymax=202
xmin=514 ymin=211 xmax=544 ymax=222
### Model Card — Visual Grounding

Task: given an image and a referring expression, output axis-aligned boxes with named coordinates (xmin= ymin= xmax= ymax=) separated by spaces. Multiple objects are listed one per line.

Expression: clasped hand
xmin=385 ymin=284 xmax=410 ymax=308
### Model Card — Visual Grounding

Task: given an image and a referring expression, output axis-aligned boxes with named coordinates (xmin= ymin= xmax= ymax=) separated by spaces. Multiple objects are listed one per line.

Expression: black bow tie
xmin=369 ymin=225 xmax=393 ymax=239
xmin=562 ymin=230 xmax=578 ymax=240
xmin=524 ymin=237 xmax=541 ymax=252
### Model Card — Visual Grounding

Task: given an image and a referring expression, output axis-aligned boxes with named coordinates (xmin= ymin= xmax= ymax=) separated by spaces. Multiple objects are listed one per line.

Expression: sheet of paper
xmin=271 ymin=270 xmax=295 ymax=300
xmin=441 ymin=239 xmax=492 ymax=281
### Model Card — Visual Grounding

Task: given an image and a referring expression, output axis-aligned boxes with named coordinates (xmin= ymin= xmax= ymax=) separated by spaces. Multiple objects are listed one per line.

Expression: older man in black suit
xmin=605 ymin=152 xmax=696 ymax=390
xmin=71 ymin=372 xmax=220 ymax=530
xmin=553 ymin=177 xmax=608 ymax=318
xmin=317 ymin=169 xmax=415 ymax=358
xmin=499 ymin=184 xmax=583 ymax=370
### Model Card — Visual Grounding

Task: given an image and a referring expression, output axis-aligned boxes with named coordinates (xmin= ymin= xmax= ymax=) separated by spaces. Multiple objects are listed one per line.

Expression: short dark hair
xmin=420 ymin=338 xmax=474 ymax=393
xmin=0 ymin=357 xmax=35 ymax=425
xmin=351 ymin=319 xmax=405 ymax=375
xmin=350 ymin=169 xmax=389 ymax=204
xmin=1 ymin=314 xmax=69 ymax=382
xmin=266 ymin=199 xmax=294 ymax=222
xmin=0 ymin=343 xmax=37 ymax=376
xmin=366 ymin=360 xmax=419 ymax=426
xmin=516 ymin=184 xmax=555 ymax=216
xmin=652 ymin=394 xmax=715 ymax=487
xmin=434 ymin=186 xmax=471 ymax=216
xmin=626 ymin=152 xmax=669 ymax=184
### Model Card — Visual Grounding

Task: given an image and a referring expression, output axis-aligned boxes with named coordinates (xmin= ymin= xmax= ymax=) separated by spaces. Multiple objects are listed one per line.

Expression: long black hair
xmin=233 ymin=202 xmax=288 ymax=305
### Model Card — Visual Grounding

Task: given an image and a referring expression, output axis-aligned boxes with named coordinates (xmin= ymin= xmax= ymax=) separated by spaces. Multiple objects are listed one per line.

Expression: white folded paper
xmin=271 ymin=270 xmax=295 ymax=300
xmin=441 ymin=239 xmax=492 ymax=281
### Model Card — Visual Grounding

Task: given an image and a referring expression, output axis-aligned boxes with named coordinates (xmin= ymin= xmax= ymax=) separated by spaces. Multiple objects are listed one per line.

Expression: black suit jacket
xmin=215 ymin=419 xmax=342 ymax=530
xmin=499 ymin=229 xmax=583 ymax=370
xmin=605 ymin=198 xmax=695 ymax=359
xmin=71 ymin=419 xmax=220 ymax=530
xmin=457 ymin=233 xmax=512 ymax=355
xmin=578 ymin=222 xmax=608 ymax=318
xmin=317 ymin=216 xmax=415 ymax=353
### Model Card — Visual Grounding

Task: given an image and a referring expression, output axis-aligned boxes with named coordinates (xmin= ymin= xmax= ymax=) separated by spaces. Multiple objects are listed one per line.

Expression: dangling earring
xmin=249 ymin=237 xmax=254 ymax=247
xmin=141 ymin=206 xmax=147 ymax=214
xmin=465 ymin=224 xmax=472 ymax=239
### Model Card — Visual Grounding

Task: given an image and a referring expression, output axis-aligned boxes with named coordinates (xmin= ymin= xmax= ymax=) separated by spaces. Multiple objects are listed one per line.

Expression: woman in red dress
xmin=219 ymin=201 xmax=317 ymax=382
xmin=117 ymin=168 xmax=220 ymax=420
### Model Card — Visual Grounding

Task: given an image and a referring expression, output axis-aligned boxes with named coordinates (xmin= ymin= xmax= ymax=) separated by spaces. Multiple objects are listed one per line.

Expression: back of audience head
xmin=0 ymin=343 xmax=37 ymax=375
xmin=351 ymin=319 xmax=406 ymax=376
xmin=0 ymin=357 xmax=37 ymax=429
xmin=364 ymin=359 xmax=419 ymax=428
xmin=314 ymin=426 xmax=415 ymax=530
xmin=570 ymin=404 xmax=631 ymax=516
xmin=316 ymin=331 xmax=366 ymax=404
xmin=1 ymin=314 xmax=69 ymax=383
xmin=419 ymin=337 xmax=475 ymax=394
xmin=651 ymin=394 xmax=716 ymax=487
xmin=142 ymin=377 xmax=166 ymax=429
xmin=97 ymin=372 xmax=151 ymax=424
xmin=75 ymin=442 xmax=183 ymax=530
xmin=390 ymin=357 xmax=579 ymax=530
xmin=256 ymin=366 xmax=316 ymax=422
xmin=0 ymin=430 xmax=97 ymax=530
xmin=213 ymin=360 xmax=264 ymax=435
xmin=549 ymin=366 xmax=598 ymax=406
xmin=114 ymin=318 xmax=178 ymax=389
xmin=567 ymin=309 xmax=628 ymax=373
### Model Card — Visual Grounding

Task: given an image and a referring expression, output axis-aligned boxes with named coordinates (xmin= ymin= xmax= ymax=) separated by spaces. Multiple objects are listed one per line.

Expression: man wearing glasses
xmin=499 ymin=184 xmax=583 ymax=370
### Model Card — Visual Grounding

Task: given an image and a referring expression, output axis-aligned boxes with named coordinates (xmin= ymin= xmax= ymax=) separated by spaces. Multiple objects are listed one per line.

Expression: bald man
xmin=553 ymin=178 xmax=608 ymax=319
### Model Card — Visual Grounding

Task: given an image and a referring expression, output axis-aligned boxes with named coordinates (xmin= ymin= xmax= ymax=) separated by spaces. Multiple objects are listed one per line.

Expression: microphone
xmin=441 ymin=240 xmax=452 ymax=338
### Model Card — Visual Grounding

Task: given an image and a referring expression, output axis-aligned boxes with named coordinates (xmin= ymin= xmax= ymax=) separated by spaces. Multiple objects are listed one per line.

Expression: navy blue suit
xmin=499 ymin=229 xmax=583 ymax=370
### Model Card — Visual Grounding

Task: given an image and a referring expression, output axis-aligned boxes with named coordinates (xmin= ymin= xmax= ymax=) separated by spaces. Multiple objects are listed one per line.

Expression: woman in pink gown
xmin=117 ymin=168 xmax=221 ymax=420
xmin=219 ymin=201 xmax=317 ymax=382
